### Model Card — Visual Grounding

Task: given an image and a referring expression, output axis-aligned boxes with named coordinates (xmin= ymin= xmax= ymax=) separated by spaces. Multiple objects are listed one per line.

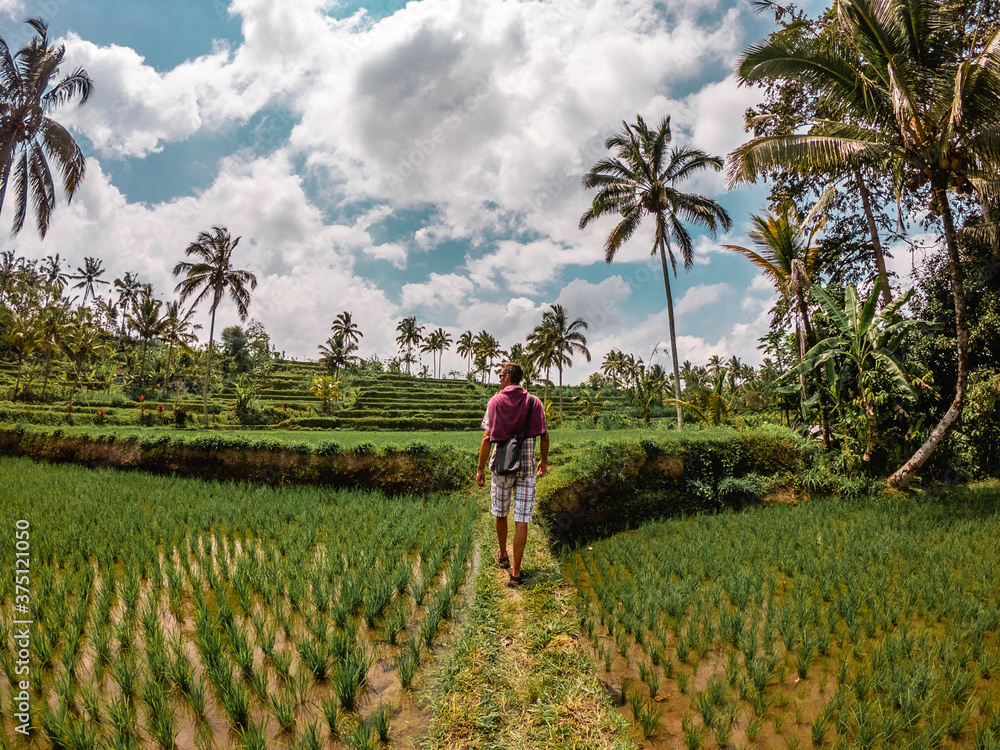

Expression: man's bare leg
xmin=511 ymin=521 xmax=528 ymax=577
xmin=495 ymin=515 xmax=508 ymax=562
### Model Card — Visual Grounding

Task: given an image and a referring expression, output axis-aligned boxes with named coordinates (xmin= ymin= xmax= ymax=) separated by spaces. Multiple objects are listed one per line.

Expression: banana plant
xmin=791 ymin=279 xmax=940 ymax=462
xmin=666 ymin=369 xmax=729 ymax=426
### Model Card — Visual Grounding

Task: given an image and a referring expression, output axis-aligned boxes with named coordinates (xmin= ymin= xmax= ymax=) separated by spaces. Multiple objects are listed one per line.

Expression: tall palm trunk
xmin=558 ymin=364 xmax=564 ymax=423
xmin=203 ymin=306 xmax=217 ymax=425
xmin=13 ymin=352 xmax=25 ymax=400
xmin=791 ymin=260 xmax=832 ymax=449
xmin=658 ymin=241 xmax=684 ymax=429
xmin=855 ymin=169 xmax=893 ymax=307
xmin=889 ymin=181 xmax=969 ymax=488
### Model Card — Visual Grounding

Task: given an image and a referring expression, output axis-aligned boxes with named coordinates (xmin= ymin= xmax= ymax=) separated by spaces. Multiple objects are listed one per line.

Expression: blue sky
xmin=0 ymin=0 xmax=824 ymax=381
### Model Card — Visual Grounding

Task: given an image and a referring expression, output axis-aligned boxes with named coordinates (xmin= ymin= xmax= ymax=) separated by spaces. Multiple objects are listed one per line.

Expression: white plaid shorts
xmin=489 ymin=436 xmax=536 ymax=523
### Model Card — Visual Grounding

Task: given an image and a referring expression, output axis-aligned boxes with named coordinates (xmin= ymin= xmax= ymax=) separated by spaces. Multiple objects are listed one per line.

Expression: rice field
xmin=566 ymin=484 xmax=1000 ymax=749
xmin=0 ymin=456 xmax=477 ymax=749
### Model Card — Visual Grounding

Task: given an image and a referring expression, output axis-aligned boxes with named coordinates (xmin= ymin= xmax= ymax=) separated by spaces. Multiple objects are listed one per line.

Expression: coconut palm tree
xmin=162 ymin=301 xmax=200 ymax=375
xmin=126 ymin=287 xmax=167 ymax=383
xmin=422 ymin=327 xmax=452 ymax=379
xmin=69 ymin=257 xmax=110 ymax=307
xmin=536 ymin=304 xmax=590 ymax=422
xmin=601 ymin=349 xmax=627 ymax=388
xmin=526 ymin=325 xmax=555 ymax=400
xmin=0 ymin=18 xmax=93 ymax=237
xmin=581 ymin=115 xmax=733 ymax=429
xmin=729 ymin=0 xmax=1000 ymax=486
xmin=172 ymin=226 xmax=258 ymax=423
xmin=114 ymin=272 xmax=143 ymax=337
xmin=419 ymin=333 xmax=438 ymax=378
xmin=473 ymin=330 xmax=503 ymax=384
xmin=706 ymin=355 xmax=725 ymax=381
xmin=331 ymin=311 xmax=363 ymax=349
xmin=507 ymin=342 xmax=538 ymax=388
xmin=0 ymin=250 xmax=20 ymax=306
xmin=395 ymin=317 xmax=424 ymax=375
xmin=318 ymin=334 xmax=357 ymax=381
xmin=37 ymin=299 xmax=70 ymax=398
xmin=61 ymin=307 xmax=106 ymax=395
xmin=456 ymin=330 xmax=475 ymax=378
xmin=720 ymin=196 xmax=835 ymax=444
xmin=1 ymin=306 xmax=40 ymax=399
xmin=40 ymin=254 xmax=67 ymax=292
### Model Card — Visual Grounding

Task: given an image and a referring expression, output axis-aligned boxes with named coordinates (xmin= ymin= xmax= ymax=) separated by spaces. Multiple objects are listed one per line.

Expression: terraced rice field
xmin=0 ymin=457 xmax=477 ymax=749
xmin=566 ymin=485 xmax=1000 ymax=749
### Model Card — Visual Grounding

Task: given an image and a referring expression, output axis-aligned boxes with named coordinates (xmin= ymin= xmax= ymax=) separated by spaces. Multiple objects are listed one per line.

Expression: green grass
xmin=0 ymin=456 xmax=476 ymax=747
xmin=427 ymin=512 xmax=637 ymax=749
xmin=0 ymin=420 xmax=684 ymax=450
xmin=566 ymin=482 xmax=1000 ymax=748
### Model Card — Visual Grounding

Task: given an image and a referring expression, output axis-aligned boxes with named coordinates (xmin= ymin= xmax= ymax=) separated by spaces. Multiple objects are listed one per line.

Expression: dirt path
xmin=426 ymin=512 xmax=638 ymax=750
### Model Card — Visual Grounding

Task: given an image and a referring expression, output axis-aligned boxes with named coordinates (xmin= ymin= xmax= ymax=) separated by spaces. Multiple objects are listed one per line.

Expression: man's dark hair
xmin=500 ymin=362 xmax=523 ymax=384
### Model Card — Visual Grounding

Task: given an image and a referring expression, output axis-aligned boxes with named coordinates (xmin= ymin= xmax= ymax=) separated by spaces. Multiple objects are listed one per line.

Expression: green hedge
xmin=280 ymin=416 xmax=482 ymax=431
xmin=536 ymin=426 xmax=812 ymax=544
xmin=0 ymin=425 xmax=474 ymax=495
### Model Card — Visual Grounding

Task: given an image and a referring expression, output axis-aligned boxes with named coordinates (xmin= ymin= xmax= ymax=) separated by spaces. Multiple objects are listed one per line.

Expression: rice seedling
xmin=714 ymin=720 xmax=733 ymax=747
xmin=364 ymin=575 xmax=395 ymax=628
xmin=258 ymin=623 xmax=276 ymax=656
xmin=292 ymin=667 xmax=312 ymax=706
xmin=271 ymin=648 xmax=293 ymax=682
xmin=294 ymin=721 xmax=323 ymax=750
xmin=697 ymin=692 xmax=716 ymax=728
xmin=644 ymin=666 xmax=660 ymax=698
xmin=54 ymin=670 xmax=77 ymax=708
xmin=675 ymin=633 xmax=691 ymax=663
xmin=270 ymin=688 xmax=297 ymax=734
xmin=748 ymin=656 xmax=773 ymax=694
xmin=63 ymin=714 xmax=98 ymax=750
xmin=661 ymin=655 xmax=675 ymax=678
xmin=235 ymin=715 xmax=269 ymax=750
xmin=219 ymin=680 xmax=252 ymax=730
xmin=186 ymin=676 xmax=207 ymax=719
xmin=335 ymin=643 xmax=374 ymax=711
xmin=636 ymin=698 xmax=661 ymax=738
xmin=746 ymin=714 xmax=764 ymax=741
xmin=297 ymin=637 xmax=331 ymax=682
xmin=676 ymin=670 xmax=689 ymax=694
xmin=811 ymin=714 xmax=828 ymax=746
xmin=112 ymin=656 xmax=139 ymax=699
xmin=80 ymin=684 xmax=102 ymax=724
xmin=251 ymin=667 xmax=270 ymax=699
xmin=321 ymin=695 xmax=340 ymax=737
xmin=627 ymin=686 xmax=644 ymax=720
xmin=370 ymin=702 xmax=392 ymax=742
xmin=345 ymin=720 xmax=379 ymax=750
xmin=681 ymin=714 xmax=706 ymax=750
xmin=141 ymin=680 xmax=176 ymax=750
xmin=945 ymin=698 xmax=975 ymax=739
xmin=707 ymin=676 xmax=728 ymax=705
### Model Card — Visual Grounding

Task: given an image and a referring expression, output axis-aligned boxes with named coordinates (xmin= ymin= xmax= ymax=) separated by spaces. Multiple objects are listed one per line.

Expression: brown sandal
xmin=507 ymin=571 xmax=525 ymax=588
xmin=496 ymin=553 xmax=510 ymax=569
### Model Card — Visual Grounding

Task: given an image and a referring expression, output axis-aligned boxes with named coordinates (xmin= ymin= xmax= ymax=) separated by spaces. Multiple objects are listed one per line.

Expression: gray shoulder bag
xmin=494 ymin=399 xmax=534 ymax=476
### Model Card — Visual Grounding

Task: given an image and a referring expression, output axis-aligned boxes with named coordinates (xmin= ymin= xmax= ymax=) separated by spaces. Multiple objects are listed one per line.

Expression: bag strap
xmin=517 ymin=398 xmax=534 ymax=440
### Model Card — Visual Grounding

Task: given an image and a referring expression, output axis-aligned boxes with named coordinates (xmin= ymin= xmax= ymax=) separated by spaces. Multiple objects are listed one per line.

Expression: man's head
xmin=498 ymin=361 xmax=523 ymax=385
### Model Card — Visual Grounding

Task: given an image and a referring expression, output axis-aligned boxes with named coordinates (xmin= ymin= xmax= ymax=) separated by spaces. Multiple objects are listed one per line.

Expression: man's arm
xmin=537 ymin=432 xmax=549 ymax=477
xmin=476 ymin=429 xmax=491 ymax=487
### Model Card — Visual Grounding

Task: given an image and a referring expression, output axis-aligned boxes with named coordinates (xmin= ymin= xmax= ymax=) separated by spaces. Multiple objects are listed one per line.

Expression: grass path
xmin=427 ymin=503 xmax=637 ymax=750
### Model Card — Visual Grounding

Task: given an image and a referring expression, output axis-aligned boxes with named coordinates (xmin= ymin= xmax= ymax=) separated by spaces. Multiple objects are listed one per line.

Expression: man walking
xmin=476 ymin=362 xmax=548 ymax=587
